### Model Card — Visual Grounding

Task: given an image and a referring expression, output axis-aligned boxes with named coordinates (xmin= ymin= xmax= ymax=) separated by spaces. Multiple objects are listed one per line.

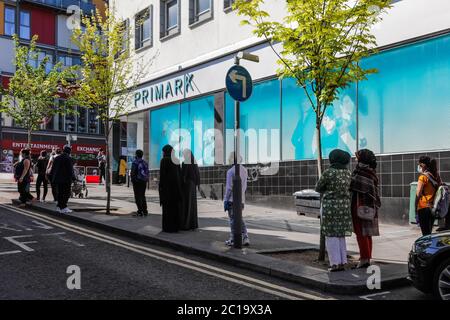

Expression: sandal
xmin=328 ymin=265 xmax=342 ymax=272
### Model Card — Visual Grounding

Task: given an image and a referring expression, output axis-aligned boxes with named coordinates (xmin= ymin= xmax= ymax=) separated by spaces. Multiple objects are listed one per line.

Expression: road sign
xmin=226 ymin=65 xmax=253 ymax=102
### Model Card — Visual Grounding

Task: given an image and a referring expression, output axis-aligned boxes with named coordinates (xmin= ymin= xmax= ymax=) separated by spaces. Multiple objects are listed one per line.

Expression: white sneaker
xmin=243 ymin=237 xmax=250 ymax=247
xmin=56 ymin=207 xmax=61 ymax=213
xmin=61 ymin=208 xmax=73 ymax=214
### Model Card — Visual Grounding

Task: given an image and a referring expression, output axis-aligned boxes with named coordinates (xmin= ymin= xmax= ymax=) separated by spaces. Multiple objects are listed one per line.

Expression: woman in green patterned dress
xmin=315 ymin=149 xmax=353 ymax=272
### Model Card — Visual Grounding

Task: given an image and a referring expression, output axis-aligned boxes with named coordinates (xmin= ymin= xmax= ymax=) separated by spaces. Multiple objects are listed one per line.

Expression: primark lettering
xmin=134 ymin=73 xmax=195 ymax=108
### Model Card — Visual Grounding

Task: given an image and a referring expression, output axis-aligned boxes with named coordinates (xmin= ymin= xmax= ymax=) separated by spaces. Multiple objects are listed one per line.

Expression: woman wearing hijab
xmin=159 ymin=145 xmax=182 ymax=233
xmin=180 ymin=149 xmax=200 ymax=230
xmin=315 ymin=149 xmax=353 ymax=272
xmin=350 ymin=149 xmax=381 ymax=269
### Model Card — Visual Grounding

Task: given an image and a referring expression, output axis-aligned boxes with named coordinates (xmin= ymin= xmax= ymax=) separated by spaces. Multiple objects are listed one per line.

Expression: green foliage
xmin=0 ymin=35 xmax=75 ymax=142
xmin=234 ymin=0 xmax=391 ymax=118
xmin=71 ymin=6 xmax=151 ymax=128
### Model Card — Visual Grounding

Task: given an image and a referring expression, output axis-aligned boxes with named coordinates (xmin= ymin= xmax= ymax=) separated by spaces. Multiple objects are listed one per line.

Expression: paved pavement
xmin=0 ymin=180 xmax=428 ymax=298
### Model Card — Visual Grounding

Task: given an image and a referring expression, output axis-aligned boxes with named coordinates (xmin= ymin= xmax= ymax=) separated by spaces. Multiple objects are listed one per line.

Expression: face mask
xmin=417 ymin=165 xmax=423 ymax=173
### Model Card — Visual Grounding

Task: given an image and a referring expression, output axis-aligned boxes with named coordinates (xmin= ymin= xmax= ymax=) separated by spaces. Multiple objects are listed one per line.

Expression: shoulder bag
xmin=357 ymin=193 xmax=376 ymax=221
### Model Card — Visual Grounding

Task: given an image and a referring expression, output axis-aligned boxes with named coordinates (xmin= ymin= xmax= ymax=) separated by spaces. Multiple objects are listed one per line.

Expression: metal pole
xmin=233 ymin=57 xmax=243 ymax=249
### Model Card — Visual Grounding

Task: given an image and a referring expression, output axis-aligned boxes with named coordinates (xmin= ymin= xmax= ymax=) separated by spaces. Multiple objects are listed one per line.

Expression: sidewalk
xmin=2 ymin=183 xmax=419 ymax=294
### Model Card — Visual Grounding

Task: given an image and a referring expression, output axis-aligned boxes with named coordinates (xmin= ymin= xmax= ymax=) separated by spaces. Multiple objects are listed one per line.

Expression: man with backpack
xmin=130 ymin=149 xmax=149 ymax=217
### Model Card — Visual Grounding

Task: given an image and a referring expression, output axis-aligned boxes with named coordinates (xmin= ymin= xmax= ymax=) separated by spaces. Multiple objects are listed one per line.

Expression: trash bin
xmin=293 ymin=189 xmax=321 ymax=218
xmin=409 ymin=182 xmax=418 ymax=224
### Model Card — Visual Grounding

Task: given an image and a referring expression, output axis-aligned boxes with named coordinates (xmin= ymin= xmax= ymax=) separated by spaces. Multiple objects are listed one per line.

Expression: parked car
xmin=408 ymin=231 xmax=450 ymax=300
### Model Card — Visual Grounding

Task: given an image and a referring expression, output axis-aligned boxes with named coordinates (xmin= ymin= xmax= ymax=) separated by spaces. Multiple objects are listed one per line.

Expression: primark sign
xmin=134 ymin=73 xmax=195 ymax=109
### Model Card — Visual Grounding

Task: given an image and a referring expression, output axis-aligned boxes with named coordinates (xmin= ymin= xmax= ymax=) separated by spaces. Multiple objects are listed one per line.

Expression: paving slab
xmin=9 ymin=197 xmax=411 ymax=294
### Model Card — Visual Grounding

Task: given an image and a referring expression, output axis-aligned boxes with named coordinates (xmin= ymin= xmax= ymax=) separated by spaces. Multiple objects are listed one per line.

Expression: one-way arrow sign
xmin=226 ymin=66 xmax=253 ymax=102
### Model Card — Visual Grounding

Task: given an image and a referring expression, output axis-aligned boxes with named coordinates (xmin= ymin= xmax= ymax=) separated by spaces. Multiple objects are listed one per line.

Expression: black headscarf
xmin=182 ymin=149 xmax=200 ymax=186
xmin=162 ymin=145 xmax=174 ymax=158
xmin=329 ymin=149 xmax=351 ymax=170
xmin=356 ymin=149 xmax=377 ymax=169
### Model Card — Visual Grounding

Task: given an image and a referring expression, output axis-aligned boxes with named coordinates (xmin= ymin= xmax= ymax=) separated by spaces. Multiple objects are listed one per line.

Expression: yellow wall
xmin=0 ymin=1 xmax=5 ymax=36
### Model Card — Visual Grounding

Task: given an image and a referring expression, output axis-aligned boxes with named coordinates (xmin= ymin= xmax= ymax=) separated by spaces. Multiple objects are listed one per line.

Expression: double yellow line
xmin=0 ymin=204 xmax=333 ymax=301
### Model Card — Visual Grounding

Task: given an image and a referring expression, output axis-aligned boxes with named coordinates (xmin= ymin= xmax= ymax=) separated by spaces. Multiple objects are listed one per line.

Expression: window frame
xmin=4 ymin=6 xmax=16 ymax=36
xmin=165 ymin=0 xmax=178 ymax=32
xmin=135 ymin=7 xmax=152 ymax=51
xmin=195 ymin=0 xmax=211 ymax=17
xmin=189 ymin=0 xmax=213 ymax=28
xmin=223 ymin=0 xmax=235 ymax=12
xmin=160 ymin=0 xmax=181 ymax=41
xmin=19 ymin=9 xmax=31 ymax=40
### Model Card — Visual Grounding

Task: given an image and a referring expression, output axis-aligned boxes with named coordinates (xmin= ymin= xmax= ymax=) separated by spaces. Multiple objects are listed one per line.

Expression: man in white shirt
xmin=224 ymin=152 xmax=249 ymax=246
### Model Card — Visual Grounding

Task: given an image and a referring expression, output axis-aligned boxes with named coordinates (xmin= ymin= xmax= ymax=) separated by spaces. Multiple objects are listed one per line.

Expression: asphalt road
xmin=0 ymin=203 xmax=432 ymax=301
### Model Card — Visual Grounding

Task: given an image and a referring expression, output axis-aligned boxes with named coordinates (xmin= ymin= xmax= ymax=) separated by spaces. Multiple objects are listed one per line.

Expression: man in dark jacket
xmin=130 ymin=149 xmax=149 ymax=217
xmin=51 ymin=145 xmax=74 ymax=214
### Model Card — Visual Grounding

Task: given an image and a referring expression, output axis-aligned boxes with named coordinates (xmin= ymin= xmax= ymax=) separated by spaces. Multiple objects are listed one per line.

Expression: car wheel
xmin=433 ymin=257 xmax=450 ymax=300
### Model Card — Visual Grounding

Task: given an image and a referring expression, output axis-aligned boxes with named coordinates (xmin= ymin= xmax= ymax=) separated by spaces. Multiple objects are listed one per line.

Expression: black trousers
xmin=57 ymin=183 xmax=71 ymax=210
xmin=133 ymin=181 xmax=148 ymax=214
xmin=99 ymin=165 xmax=106 ymax=183
xmin=36 ymin=175 xmax=48 ymax=200
xmin=418 ymin=207 xmax=435 ymax=236
xmin=47 ymin=174 xmax=58 ymax=201
xmin=18 ymin=181 xmax=33 ymax=204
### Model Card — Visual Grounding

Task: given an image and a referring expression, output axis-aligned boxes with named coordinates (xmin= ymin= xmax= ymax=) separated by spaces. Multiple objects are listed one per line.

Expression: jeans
xmin=227 ymin=206 xmax=248 ymax=241
xmin=133 ymin=181 xmax=148 ymax=214
xmin=18 ymin=181 xmax=33 ymax=204
xmin=57 ymin=183 xmax=71 ymax=210
xmin=418 ymin=207 xmax=435 ymax=236
xmin=36 ymin=175 xmax=48 ymax=200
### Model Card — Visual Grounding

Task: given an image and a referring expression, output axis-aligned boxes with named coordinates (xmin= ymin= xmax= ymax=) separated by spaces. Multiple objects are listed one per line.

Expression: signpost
xmin=225 ymin=52 xmax=258 ymax=249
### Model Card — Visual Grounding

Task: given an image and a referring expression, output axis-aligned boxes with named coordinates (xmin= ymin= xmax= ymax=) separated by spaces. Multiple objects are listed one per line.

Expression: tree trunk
xmin=315 ymin=121 xmax=326 ymax=262
xmin=105 ymin=121 xmax=111 ymax=215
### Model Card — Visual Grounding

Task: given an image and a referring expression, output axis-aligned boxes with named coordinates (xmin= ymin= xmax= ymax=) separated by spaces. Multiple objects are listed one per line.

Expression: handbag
xmin=357 ymin=193 xmax=376 ymax=221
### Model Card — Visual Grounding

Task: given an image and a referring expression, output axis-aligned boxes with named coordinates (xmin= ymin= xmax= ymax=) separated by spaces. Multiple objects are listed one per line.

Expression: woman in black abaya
xmin=159 ymin=145 xmax=182 ymax=233
xmin=180 ymin=149 xmax=200 ymax=230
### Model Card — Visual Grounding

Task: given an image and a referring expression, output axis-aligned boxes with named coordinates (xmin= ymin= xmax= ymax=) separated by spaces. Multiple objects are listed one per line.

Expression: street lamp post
xmin=231 ymin=52 xmax=259 ymax=249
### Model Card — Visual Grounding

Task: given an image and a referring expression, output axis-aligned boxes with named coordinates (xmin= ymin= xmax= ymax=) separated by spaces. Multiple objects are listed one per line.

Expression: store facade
xmin=115 ymin=0 xmax=450 ymax=224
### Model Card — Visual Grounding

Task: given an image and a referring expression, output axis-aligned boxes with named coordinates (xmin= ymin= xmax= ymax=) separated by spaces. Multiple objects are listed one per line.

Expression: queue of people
xmin=14 ymin=146 xmax=75 ymax=213
xmin=14 ymin=143 xmax=448 ymax=272
xmin=316 ymin=147 xmax=448 ymax=272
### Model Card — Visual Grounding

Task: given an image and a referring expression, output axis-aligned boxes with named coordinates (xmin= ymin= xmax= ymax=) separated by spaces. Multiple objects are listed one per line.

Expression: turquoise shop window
xmin=150 ymin=103 xmax=180 ymax=168
xmin=358 ymin=33 xmax=450 ymax=154
xmin=180 ymin=95 xmax=215 ymax=166
xmin=281 ymin=78 xmax=357 ymax=161
xmin=225 ymin=79 xmax=281 ymax=164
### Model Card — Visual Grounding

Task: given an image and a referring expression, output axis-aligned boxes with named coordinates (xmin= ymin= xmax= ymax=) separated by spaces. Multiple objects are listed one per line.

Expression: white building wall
xmin=113 ymin=0 xmax=450 ymax=114
xmin=0 ymin=37 xmax=15 ymax=74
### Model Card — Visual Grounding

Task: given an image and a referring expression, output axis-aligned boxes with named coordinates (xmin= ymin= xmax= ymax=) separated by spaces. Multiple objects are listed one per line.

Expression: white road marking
xmin=3 ymin=235 xmax=37 ymax=252
xmin=0 ymin=204 xmax=332 ymax=301
xmin=359 ymin=291 xmax=391 ymax=300
xmin=41 ymin=232 xmax=85 ymax=247
xmin=0 ymin=250 xmax=21 ymax=256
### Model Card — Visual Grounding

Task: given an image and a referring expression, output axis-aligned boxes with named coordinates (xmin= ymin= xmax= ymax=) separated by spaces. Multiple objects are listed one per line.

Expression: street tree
xmin=0 ymin=35 xmax=75 ymax=147
xmin=71 ymin=7 xmax=155 ymax=214
xmin=234 ymin=0 xmax=392 ymax=260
